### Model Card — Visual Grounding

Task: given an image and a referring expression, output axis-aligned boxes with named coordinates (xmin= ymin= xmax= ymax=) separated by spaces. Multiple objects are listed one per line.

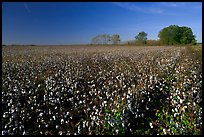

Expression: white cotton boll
xmin=105 ymin=92 xmax=108 ymax=97
xmin=175 ymin=123 xmax=178 ymax=128
xmin=56 ymin=125 xmax=60 ymax=129
xmin=116 ymin=129 xmax=119 ymax=134
xmin=23 ymin=131 xmax=27 ymax=135
xmin=3 ymin=113 xmax=7 ymax=118
xmin=170 ymin=119 xmax=173 ymax=124
xmin=10 ymin=99 xmax=13 ymax=104
xmin=86 ymin=121 xmax=89 ymax=127
xmin=61 ymin=119 xmax=64 ymax=124
xmin=128 ymin=90 xmax=131 ymax=95
xmin=175 ymin=108 xmax=178 ymax=112
xmin=127 ymin=94 xmax=130 ymax=99
xmin=59 ymin=131 xmax=63 ymax=135
xmin=78 ymin=125 xmax=81 ymax=133
xmin=123 ymin=93 xmax=126 ymax=97
xmin=53 ymin=116 xmax=56 ymax=120
xmin=149 ymin=122 xmax=153 ymax=128
xmin=93 ymin=116 xmax=96 ymax=121
xmin=39 ymin=112 xmax=43 ymax=117
xmin=83 ymin=121 xmax=86 ymax=128
xmin=163 ymin=129 xmax=167 ymax=135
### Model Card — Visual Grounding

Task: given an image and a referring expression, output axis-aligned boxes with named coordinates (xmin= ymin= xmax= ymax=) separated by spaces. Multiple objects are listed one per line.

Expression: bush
xmin=146 ymin=40 xmax=161 ymax=46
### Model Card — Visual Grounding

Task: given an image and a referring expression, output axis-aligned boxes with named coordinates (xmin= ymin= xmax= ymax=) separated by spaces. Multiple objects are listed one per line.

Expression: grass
xmin=186 ymin=45 xmax=202 ymax=61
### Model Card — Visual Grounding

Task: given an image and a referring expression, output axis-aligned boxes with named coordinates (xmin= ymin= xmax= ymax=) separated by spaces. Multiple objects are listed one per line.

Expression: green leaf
xmin=176 ymin=116 xmax=179 ymax=121
xmin=162 ymin=108 xmax=165 ymax=113
xmin=184 ymin=119 xmax=190 ymax=126
xmin=171 ymin=127 xmax=178 ymax=135
xmin=105 ymin=109 xmax=110 ymax=113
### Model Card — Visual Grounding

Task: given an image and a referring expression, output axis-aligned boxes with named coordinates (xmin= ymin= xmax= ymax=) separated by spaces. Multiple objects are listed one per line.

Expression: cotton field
xmin=2 ymin=45 xmax=202 ymax=135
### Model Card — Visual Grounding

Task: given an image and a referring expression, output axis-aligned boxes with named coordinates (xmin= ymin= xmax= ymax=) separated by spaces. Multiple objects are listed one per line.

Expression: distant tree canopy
xmin=91 ymin=34 xmax=121 ymax=45
xmin=91 ymin=25 xmax=197 ymax=46
xmin=135 ymin=31 xmax=148 ymax=45
xmin=110 ymin=34 xmax=120 ymax=44
xmin=158 ymin=25 xmax=196 ymax=45
xmin=91 ymin=34 xmax=111 ymax=44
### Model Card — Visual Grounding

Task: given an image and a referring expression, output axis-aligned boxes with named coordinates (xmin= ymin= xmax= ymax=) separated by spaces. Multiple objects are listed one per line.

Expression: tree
xmin=91 ymin=35 xmax=100 ymax=44
xmin=91 ymin=34 xmax=111 ymax=45
xmin=101 ymin=34 xmax=111 ymax=44
xmin=180 ymin=26 xmax=196 ymax=45
xmin=158 ymin=25 xmax=196 ymax=45
xmin=135 ymin=31 xmax=148 ymax=45
xmin=110 ymin=34 xmax=120 ymax=44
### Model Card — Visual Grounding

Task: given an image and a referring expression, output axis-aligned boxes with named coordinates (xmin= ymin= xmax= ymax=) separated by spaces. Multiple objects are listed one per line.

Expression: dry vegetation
xmin=2 ymin=45 xmax=202 ymax=135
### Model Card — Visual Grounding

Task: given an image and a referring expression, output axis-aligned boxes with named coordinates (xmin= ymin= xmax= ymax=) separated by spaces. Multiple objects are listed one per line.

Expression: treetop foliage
xmin=135 ymin=31 xmax=148 ymax=45
xmin=158 ymin=25 xmax=196 ymax=45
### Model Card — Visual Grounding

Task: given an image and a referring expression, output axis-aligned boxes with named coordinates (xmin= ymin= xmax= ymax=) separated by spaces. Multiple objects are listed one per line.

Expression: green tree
xmin=180 ymin=26 xmax=196 ymax=45
xmin=110 ymin=34 xmax=120 ymax=44
xmin=158 ymin=25 xmax=196 ymax=45
xmin=135 ymin=31 xmax=148 ymax=45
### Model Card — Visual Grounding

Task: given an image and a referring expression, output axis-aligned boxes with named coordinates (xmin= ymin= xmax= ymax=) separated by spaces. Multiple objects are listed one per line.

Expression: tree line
xmin=91 ymin=34 xmax=120 ymax=45
xmin=91 ymin=25 xmax=197 ymax=45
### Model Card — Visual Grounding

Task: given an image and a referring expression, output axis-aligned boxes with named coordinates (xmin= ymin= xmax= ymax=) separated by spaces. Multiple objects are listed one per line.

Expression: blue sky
xmin=2 ymin=2 xmax=202 ymax=45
